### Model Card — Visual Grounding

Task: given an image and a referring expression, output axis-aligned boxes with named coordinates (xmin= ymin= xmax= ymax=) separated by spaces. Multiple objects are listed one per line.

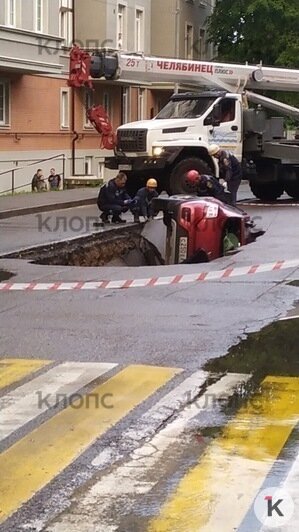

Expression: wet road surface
xmin=0 ymin=184 xmax=299 ymax=531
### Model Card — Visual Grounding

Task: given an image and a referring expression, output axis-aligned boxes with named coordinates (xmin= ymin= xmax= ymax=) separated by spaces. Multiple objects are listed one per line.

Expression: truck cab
xmin=105 ymin=91 xmax=243 ymax=195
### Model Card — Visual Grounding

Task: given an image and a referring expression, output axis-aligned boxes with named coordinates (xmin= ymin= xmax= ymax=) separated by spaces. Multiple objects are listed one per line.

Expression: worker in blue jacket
xmin=97 ymin=172 xmax=134 ymax=224
xmin=208 ymin=144 xmax=242 ymax=205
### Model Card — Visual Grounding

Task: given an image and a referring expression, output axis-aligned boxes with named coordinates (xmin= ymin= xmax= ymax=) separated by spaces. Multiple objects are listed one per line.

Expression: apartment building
xmin=151 ymin=0 xmax=215 ymax=61
xmin=75 ymin=0 xmax=215 ymax=143
xmin=0 ymin=0 xmax=154 ymax=192
xmin=0 ymin=0 xmax=215 ymax=193
xmin=74 ymin=0 xmax=152 ymax=164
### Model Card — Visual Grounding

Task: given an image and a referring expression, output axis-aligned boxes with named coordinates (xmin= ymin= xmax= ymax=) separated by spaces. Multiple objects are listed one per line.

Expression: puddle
xmin=204 ymin=318 xmax=299 ymax=379
xmin=0 ymin=270 xmax=15 ymax=282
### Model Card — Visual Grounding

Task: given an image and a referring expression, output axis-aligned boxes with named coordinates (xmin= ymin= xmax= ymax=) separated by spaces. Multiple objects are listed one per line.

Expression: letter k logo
xmin=265 ymin=495 xmax=284 ymax=517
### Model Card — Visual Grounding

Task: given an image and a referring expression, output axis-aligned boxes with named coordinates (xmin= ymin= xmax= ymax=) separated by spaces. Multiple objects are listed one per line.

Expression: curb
xmin=1 ymin=259 xmax=299 ymax=292
xmin=0 ymin=197 xmax=97 ymax=220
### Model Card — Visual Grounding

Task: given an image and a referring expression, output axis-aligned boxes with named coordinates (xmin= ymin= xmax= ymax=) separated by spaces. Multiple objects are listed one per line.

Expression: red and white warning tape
xmin=239 ymin=201 xmax=299 ymax=207
xmin=0 ymin=259 xmax=299 ymax=292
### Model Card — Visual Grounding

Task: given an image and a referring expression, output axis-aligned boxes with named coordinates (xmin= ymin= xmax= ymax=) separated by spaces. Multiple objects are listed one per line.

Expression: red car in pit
xmin=151 ymin=195 xmax=263 ymax=264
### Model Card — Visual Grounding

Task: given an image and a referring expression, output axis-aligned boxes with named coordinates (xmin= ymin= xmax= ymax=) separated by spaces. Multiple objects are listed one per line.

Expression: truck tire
xmin=249 ymin=182 xmax=284 ymax=201
xmin=284 ymin=182 xmax=299 ymax=200
xmin=169 ymin=158 xmax=211 ymax=194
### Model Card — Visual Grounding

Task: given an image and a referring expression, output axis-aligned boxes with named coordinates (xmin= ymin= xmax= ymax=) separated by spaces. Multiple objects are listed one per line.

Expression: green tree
xmin=207 ymin=0 xmax=299 ymax=68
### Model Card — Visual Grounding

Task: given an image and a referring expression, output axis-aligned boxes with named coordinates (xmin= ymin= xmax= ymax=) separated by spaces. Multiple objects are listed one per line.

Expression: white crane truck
xmin=70 ymin=48 xmax=299 ymax=200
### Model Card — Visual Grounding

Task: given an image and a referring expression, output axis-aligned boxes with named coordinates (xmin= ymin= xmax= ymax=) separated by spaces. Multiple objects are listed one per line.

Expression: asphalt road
xmin=0 ymin=184 xmax=299 ymax=531
xmin=0 ymin=188 xmax=298 ymax=365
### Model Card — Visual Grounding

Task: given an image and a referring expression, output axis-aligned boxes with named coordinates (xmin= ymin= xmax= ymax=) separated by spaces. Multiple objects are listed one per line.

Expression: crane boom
xmin=114 ymin=52 xmax=299 ymax=93
xmin=246 ymin=91 xmax=299 ymax=120
xmin=68 ymin=46 xmax=299 ymax=93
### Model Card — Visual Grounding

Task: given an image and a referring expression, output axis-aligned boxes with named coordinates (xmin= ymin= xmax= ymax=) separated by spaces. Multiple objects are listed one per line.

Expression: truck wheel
xmin=284 ymin=182 xmax=299 ymax=200
xmin=250 ymin=182 xmax=284 ymax=201
xmin=169 ymin=158 xmax=211 ymax=194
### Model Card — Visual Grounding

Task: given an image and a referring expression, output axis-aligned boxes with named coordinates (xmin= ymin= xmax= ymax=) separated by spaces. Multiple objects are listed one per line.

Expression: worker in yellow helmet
xmin=132 ymin=178 xmax=159 ymax=222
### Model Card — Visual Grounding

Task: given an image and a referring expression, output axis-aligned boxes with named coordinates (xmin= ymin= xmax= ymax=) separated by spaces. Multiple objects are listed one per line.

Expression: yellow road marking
xmin=0 ymin=364 xmax=180 ymax=524
xmin=0 ymin=358 xmax=50 ymax=390
xmin=149 ymin=376 xmax=299 ymax=532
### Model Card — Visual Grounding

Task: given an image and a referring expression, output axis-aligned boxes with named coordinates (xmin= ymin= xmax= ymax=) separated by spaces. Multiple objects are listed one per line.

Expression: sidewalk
xmin=0 ymin=188 xmax=98 ymax=219
xmin=0 ymin=182 xmax=254 ymax=221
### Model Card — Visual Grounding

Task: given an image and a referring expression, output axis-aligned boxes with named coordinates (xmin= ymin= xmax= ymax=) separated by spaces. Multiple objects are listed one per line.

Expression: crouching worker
xmin=186 ymin=170 xmax=231 ymax=204
xmin=132 ymin=178 xmax=159 ymax=223
xmin=97 ymin=172 xmax=134 ymax=224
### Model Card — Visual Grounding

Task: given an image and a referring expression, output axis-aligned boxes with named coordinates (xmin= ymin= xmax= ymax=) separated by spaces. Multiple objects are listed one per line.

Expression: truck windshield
xmin=155 ymin=97 xmax=216 ymax=119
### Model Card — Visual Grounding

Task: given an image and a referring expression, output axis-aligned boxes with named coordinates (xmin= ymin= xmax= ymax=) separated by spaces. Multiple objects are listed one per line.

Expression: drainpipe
xmin=174 ymin=0 xmax=180 ymax=58
xmin=174 ymin=0 xmax=180 ymax=94
xmin=71 ymin=0 xmax=77 ymax=176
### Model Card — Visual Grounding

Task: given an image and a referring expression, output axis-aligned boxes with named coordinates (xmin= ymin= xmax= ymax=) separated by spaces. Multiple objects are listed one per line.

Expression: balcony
xmin=0 ymin=26 xmax=64 ymax=75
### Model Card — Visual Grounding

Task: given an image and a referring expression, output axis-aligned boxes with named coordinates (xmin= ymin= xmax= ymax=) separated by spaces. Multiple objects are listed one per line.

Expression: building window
xmin=185 ymin=24 xmax=193 ymax=60
xmin=60 ymin=0 xmax=73 ymax=45
xmin=84 ymin=89 xmax=94 ymax=128
xmin=103 ymin=92 xmax=112 ymax=121
xmin=35 ymin=0 xmax=43 ymax=33
xmin=60 ymin=89 xmax=70 ymax=128
xmin=6 ymin=0 xmax=16 ymax=27
xmin=135 ymin=9 xmax=144 ymax=52
xmin=199 ymin=28 xmax=208 ymax=60
xmin=137 ymin=88 xmax=145 ymax=120
xmin=122 ymin=87 xmax=130 ymax=124
xmin=0 ymin=82 xmax=10 ymax=126
xmin=85 ymin=156 xmax=93 ymax=175
xmin=98 ymin=162 xmax=104 ymax=179
xmin=117 ymin=4 xmax=127 ymax=50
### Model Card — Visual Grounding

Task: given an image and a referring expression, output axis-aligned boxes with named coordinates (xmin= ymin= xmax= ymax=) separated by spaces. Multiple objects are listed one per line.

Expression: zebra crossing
xmin=0 ymin=357 xmax=298 ymax=531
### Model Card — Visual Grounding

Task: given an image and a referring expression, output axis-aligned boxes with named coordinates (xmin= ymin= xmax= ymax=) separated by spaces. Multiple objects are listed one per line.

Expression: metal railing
xmin=0 ymin=154 xmax=66 ymax=195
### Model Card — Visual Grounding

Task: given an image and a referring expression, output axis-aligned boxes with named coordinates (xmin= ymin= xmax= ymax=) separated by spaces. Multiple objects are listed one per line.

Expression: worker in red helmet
xmin=185 ymin=169 xmax=231 ymax=204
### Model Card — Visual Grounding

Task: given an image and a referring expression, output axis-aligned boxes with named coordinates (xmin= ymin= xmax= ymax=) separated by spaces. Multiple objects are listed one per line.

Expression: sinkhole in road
xmin=6 ymin=228 xmax=164 ymax=267
xmin=0 ymin=270 xmax=15 ymax=281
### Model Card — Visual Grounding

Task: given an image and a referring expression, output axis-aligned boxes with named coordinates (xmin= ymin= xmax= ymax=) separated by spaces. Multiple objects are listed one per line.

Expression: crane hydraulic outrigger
xmin=68 ymin=45 xmax=299 ymax=200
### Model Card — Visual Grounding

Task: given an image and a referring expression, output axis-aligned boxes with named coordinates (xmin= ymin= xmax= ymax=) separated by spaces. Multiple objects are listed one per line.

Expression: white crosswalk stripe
xmin=45 ymin=373 xmax=250 ymax=532
xmin=0 ymin=362 xmax=116 ymax=442
xmin=92 ymin=369 xmax=209 ymax=468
